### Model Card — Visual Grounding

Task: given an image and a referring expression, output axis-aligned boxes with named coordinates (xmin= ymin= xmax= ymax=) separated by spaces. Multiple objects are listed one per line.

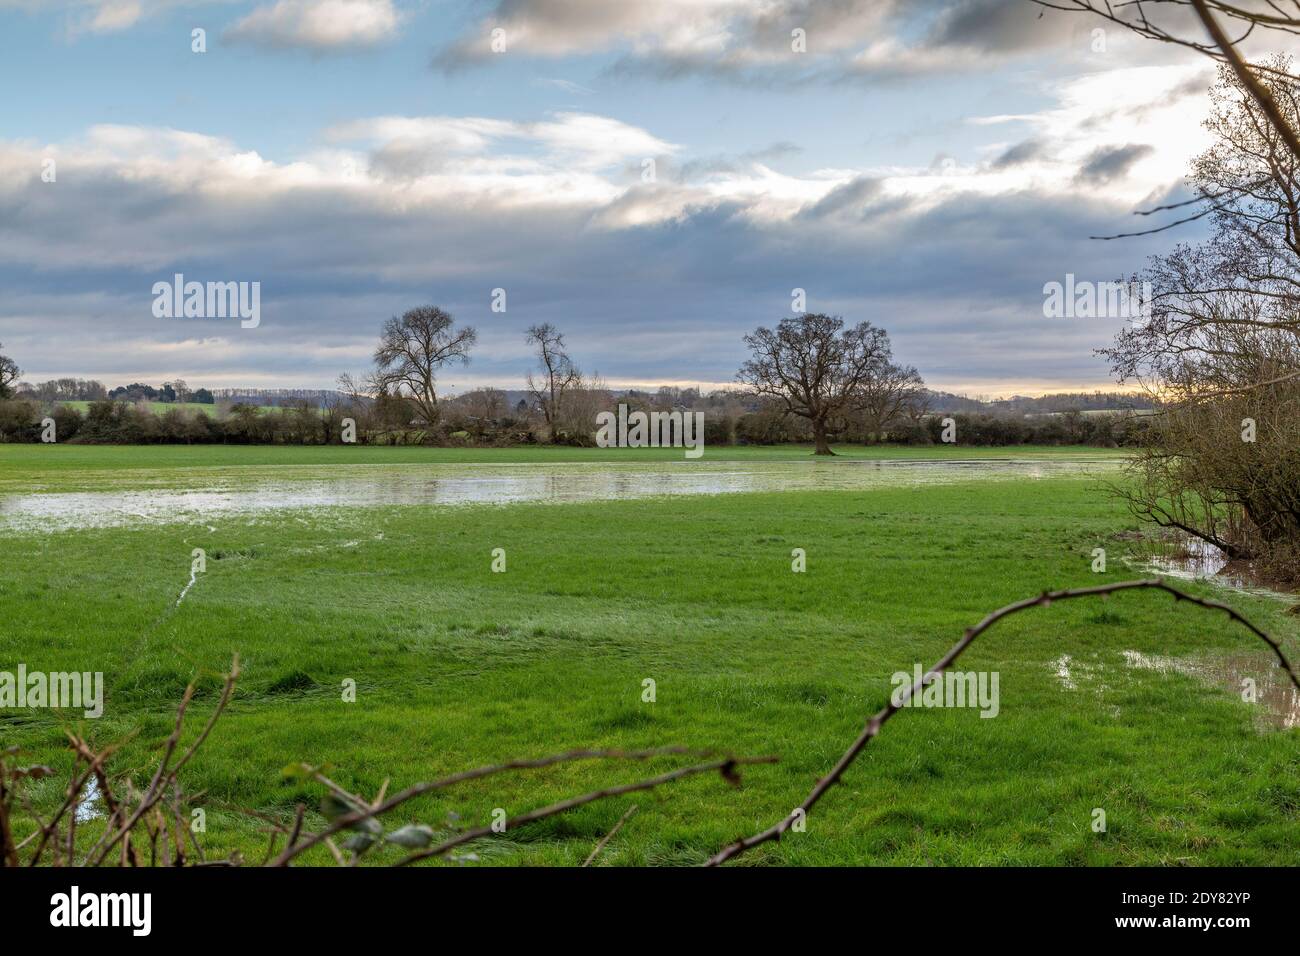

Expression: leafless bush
xmin=0 ymin=656 xmax=772 ymax=867
xmin=1102 ymin=59 xmax=1300 ymax=575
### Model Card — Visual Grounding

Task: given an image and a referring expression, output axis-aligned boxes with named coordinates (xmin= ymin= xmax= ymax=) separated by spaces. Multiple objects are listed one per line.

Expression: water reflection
xmin=1122 ymin=649 xmax=1299 ymax=730
xmin=0 ymin=457 xmax=1120 ymax=533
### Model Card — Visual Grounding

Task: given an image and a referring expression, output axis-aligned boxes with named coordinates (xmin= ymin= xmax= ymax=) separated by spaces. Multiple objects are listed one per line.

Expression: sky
xmin=0 ymin=0 xmax=1247 ymax=397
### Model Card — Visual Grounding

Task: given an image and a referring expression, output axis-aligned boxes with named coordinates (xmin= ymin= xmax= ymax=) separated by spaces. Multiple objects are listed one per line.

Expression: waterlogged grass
xmin=0 ymin=447 xmax=1296 ymax=866
xmin=0 ymin=443 xmax=1126 ymax=493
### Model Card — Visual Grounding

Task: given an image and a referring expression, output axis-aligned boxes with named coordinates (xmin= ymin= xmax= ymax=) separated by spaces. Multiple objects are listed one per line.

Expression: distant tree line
xmin=928 ymin=390 xmax=1153 ymax=416
xmin=105 ymin=381 xmax=214 ymax=404
xmin=0 ymin=326 xmax=1146 ymax=448
xmin=2 ymin=374 xmax=216 ymax=405
xmin=0 ymin=390 xmax=1149 ymax=448
xmin=208 ymin=387 xmax=341 ymax=406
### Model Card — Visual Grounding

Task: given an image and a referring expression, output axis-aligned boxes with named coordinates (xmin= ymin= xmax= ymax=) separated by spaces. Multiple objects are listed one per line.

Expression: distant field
xmin=55 ymin=400 xmax=223 ymax=415
xmin=2 ymin=444 xmax=1295 ymax=866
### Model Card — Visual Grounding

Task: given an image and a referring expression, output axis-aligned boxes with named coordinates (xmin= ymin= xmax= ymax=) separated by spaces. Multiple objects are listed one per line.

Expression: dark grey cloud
xmin=992 ymin=137 xmax=1047 ymax=169
xmin=797 ymin=176 xmax=888 ymax=220
xmin=744 ymin=141 xmax=803 ymax=161
xmin=1075 ymin=143 xmax=1155 ymax=184
xmin=927 ymin=0 xmax=1074 ymax=55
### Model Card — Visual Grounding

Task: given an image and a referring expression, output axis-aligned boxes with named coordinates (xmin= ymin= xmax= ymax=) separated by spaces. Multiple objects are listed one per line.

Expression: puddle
xmin=1132 ymin=531 xmax=1298 ymax=603
xmin=1143 ymin=535 xmax=1243 ymax=585
xmin=1053 ymin=654 xmax=1078 ymax=691
xmin=1122 ymin=649 xmax=1299 ymax=730
xmin=1050 ymin=654 xmax=1113 ymax=708
xmin=0 ymin=457 xmax=1119 ymax=533
xmin=75 ymin=775 xmax=104 ymax=822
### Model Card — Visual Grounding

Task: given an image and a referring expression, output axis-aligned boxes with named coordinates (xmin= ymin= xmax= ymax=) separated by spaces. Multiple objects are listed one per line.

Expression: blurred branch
xmin=393 ymin=755 xmax=774 ymax=867
xmin=584 ymin=804 xmax=638 ymax=866
xmin=266 ymin=743 xmax=743 ymax=868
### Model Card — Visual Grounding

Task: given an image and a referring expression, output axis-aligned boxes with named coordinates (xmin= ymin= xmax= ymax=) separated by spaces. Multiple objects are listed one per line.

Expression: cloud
xmin=82 ymin=0 xmax=142 ymax=31
xmin=991 ymin=137 xmax=1047 ymax=169
xmin=797 ymin=175 xmax=887 ymax=220
xmin=0 ymin=0 xmax=243 ymax=36
xmin=926 ymin=0 xmax=1070 ymax=56
xmin=969 ymin=64 xmax=1210 ymax=203
xmin=225 ymin=0 xmax=400 ymax=51
xmin=1075 ymin=143 xmax=1156 ymax=184
xmin=433 ymin=0 xmax=1085 ymax=83
xmin=325 ymin=112 xmax=678 ymax=195
xmin=534 ymin=77 xmax=596 ymax=96
xmin=0 ymin=63 xmax=1219 ymax=393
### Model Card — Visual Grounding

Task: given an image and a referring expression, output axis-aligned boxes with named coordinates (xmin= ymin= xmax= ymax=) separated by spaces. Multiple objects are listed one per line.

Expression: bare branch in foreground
xmin=269 ymin=745 xmax=745 ymax=867
xmin=393 ymin=755 xmax=776 ymax=867
xmin=705 ymin=578 xmax=1298 ymax=866
xmin=584 ymin=804 xmax=638 ymax=867
xmin=87 ymin=656 xmax=239 ymax=866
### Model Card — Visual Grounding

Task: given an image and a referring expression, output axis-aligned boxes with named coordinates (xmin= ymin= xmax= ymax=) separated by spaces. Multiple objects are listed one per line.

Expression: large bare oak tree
xmin=737 ymin=313 xmax=894 ymax=455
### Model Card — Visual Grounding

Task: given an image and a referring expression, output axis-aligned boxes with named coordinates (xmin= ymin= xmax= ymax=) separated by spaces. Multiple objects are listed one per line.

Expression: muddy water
xmin=1122 ymin=650 xmax=1300 ymax=730
xmin=0 ymin=457 xmax=1119 ymax=533
xmin=1143 ymin=535 xmax=1239 ymax=584
xmin=1052 ymin=650 xmax=1299 ymax=730
xmin=1133 ymin=531 xmax=1296 ymax=600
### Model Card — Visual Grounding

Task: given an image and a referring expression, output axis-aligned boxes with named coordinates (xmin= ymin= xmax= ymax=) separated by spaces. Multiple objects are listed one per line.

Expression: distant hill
xmin=54 ymin=384 xmax=1154 ymax=418
xmin=924 ymin=390 xmax=1154 ymax=416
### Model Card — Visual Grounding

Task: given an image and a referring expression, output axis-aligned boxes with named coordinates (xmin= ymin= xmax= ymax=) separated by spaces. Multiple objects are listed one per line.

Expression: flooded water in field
xmin=1142 ymin=534 xmax=1238 ymax=584
xmin=0 ymin=457 xmax=1119 ymax=533
xmin=1130 ymin=531 xmax=1298 ymax=600
xmin=1121 ymin=649 xmax=1300 ymax=730
xmin=1051 ymin=649 xmax=1300 ymax=730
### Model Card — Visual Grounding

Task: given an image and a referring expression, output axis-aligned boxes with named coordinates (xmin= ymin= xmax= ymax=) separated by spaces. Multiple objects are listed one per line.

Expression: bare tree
xmin=458 ymin=387 xmax=507 ymax=421
xmin=169 ymin=379 xmax=192 ymax=404
xmin=737 ymin=314 xmax=892 ymax=455
xmin=556 ymin=370 xmax=612 ymax=445
xmin=855 ymin=360 xmax=926 ymax=443
xmin=372 ymin=307 xmax=476 ymax=430
xmin=0 ymin=343 xmax=20 ymax=400
xmin=1101 ymin=59 xmax=1300 ymax=573
xmin=525 ymin=323 xmax=582 ymax=444
xmin=1034 ymin=1 xmax=1300 ymax=163
xmin=333 ymin=372 xmax=376 ymax=443
xmin=337 ymin=372 xmax=365 ymax=402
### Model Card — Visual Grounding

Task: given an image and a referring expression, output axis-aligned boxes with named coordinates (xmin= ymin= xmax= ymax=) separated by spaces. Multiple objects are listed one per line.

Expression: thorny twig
xmin=392 ymin=755 xmax=775 ymax=867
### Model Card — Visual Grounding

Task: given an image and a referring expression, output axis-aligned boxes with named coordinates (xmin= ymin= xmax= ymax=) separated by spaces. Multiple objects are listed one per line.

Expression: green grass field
xmin=55 ymin=400 xmax=221 ymax=416
xmin=1 ymin=444 xmax=1296 ymax=866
